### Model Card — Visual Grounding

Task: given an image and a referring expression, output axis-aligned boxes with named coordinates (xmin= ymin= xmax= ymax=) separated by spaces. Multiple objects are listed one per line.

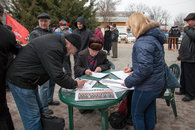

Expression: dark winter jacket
xmin=111 ymin=28 xmax=119 ymax=42
xmin=73 ymin=16 xmax=93 ymax=51
xmin=104 ymin=30 xmax=112 ymax=51
xmin=0 ymin=22 xmax=19 ymax=115
xmin=6 ymin=34 xmax=77 ymax=90
xmin=74 ymin=48 xmax=110 ymax=77
xmin=125 ymin=23 xmax=166 ymax=92
xmin=29 ymin=26 xmax=52 ymax=41
xmin=179 ymin=26 xmax=195 ymax=62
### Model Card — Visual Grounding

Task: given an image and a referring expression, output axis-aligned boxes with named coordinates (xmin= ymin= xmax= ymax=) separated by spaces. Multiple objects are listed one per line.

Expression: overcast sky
xmin=116 ymin=0 xmax=195 ymax=25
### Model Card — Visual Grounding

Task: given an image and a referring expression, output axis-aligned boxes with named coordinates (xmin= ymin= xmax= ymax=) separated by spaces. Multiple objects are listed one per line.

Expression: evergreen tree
xmin=2 ymin=0 xmax=98 ymax=32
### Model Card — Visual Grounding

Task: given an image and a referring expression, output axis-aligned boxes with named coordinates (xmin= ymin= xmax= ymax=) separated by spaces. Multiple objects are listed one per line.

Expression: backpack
xmin=108 ymin=112 xmax=127 ymax=129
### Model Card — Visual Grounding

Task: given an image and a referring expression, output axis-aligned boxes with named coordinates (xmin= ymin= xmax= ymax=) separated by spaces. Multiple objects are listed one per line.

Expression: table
xmin=59 ymin=70 xmax=128 ymax=130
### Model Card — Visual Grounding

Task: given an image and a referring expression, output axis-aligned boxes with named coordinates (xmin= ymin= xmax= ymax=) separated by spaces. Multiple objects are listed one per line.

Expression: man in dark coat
xmin=0 ymin=4 xmax=20 ymax=130
xmin=176 ymin=13 xmax=195 ymax=102
xmin=111 ymin=24 xmax=119 ymax=58
xmin=6 ymin=33 xmax=86 ymax=130
xmin=72 ymin=16 xmax=93 ymax=74
xmin=104 ymin=25 xmax=112 ymax=55
xmin=29 ymin=13 xmax=59 ymax=115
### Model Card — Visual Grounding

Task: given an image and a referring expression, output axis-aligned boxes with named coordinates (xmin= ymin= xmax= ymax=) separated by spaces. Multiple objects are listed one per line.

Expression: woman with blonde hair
xmin=123 ymin=13 xmax=166 ymax=130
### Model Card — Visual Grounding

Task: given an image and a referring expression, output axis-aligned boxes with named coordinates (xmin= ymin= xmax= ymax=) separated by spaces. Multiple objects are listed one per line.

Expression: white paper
xmin=75 ymin=88 xmax=117 ymax=101
xmin=99 ymin=79 xmax=134 ymax=92
xmin=82 ymin=80 xmax=97 ymax=89
xmin=90 ymin=72 xmax=109 ymax=78
xmin=111 ymin=71 xmax=129 ymax=80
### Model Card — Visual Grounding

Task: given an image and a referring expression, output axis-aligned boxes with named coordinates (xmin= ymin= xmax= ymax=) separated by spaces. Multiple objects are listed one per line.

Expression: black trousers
xmin=180 ymin=62 xmax=195 ymax=97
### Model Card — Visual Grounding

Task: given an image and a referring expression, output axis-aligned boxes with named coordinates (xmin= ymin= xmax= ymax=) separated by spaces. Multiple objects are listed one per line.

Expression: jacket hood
xmin=75 ymin=16 xmax=86 ymax=29
xmin=138 ymin=22 xmax=166 ymax=45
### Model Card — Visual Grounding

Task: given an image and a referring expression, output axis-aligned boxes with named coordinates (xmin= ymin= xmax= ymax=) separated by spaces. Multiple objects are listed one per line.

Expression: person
xmin=29 ymin=13 xmax=52 ymax=41
xmin=0 ymin=4 xmax=20 ymax=130
xmin=29 ymin=13 xmax=60 ymax=115
xmin=172 ymin=26 xmax=181 ymax=49
xmin=74 ymin=37 xmax=110 ymax=77
xmin=55 ymin=20 xmax=72 ymax=76
xmin=51 ymin=24 xmax=58 ymax=32
xmin=73 ymin=16 xmax=93 ymax=74
xmin=168 ymin=27 xmax=174 ymax=49
xmin=124 ymin=13 xmax=166 ymax=130
xmin=94 ymin=26 xmax=104 ymax=43
xmin=6 ymin=33 xmax=86 ymax=130
xmin=104 ymin=25 xmax=112 ymax=55
xmin=111 ymin=24 xmax=119 ymax=58
xmin=74 ymin=37 xmax=110 ymax=114
xmin=175 ymin=13 xmax=195 ymax=102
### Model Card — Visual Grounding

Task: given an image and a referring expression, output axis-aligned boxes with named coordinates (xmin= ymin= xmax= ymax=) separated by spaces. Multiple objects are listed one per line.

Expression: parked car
xmin=127 ymin=33 xmax=136 ymax=43
xmin=118 ymin=32 xmax=128 ymax=43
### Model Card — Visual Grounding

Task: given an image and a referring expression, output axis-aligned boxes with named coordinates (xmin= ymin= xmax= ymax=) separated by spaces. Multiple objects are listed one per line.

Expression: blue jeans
xmin=131 ymin=89 xmax=161 ymax=130
xmin=8 ymin=82 xmax=42 ymax=130
xmin=40 ymin=80 xmax=55 ymax=111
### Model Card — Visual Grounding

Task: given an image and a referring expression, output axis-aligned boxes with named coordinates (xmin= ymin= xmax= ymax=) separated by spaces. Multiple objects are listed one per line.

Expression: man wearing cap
xmin=176 ymin=13 xmax=195 ymax=102
xmin=6 ymin=33 xmax=86 ymax=130
xmin=111 ymin=24 xmax=119 ymax=58
xmin=29 ymin=13 xmax=60 ymax=115
xmin=29 ymin=13 xmax=52 ymax=41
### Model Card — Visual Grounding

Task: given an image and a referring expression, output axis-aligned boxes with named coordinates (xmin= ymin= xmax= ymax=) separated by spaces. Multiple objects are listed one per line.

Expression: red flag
xmin=6 ymin=13 xmax=29 ymax=44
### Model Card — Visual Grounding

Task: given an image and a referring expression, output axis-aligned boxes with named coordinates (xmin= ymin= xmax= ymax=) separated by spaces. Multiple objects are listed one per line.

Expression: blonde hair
xmin=126 ymin=13 xmax=151 ymax=38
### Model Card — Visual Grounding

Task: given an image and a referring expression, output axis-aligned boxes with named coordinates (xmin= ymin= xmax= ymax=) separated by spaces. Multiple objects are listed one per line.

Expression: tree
xmin=125 ymin=2 xmax=150 ymax=15
xmin=97 ymin=0 xmax=120 ymax=27
xmin=174 ymin=13 xmax=185 ymax=31
xmin=2 ymin=0 xmax=98 ymax=32
xmin=148 ymin=6 xmax=170 ymax=24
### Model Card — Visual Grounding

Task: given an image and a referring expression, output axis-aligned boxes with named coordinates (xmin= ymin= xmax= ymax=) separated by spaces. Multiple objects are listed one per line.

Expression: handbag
xmin=164 ymin=63 xmax=180 ymax=89
xmin=41 ymin=115 xmax=65 ymax=130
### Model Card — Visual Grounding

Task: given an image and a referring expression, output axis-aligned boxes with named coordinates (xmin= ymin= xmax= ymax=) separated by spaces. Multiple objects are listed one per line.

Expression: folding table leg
xmin=100 ymin=108 xmax=108 ymax=130
xmin=68 ymin=105 xmax=74 ymax=130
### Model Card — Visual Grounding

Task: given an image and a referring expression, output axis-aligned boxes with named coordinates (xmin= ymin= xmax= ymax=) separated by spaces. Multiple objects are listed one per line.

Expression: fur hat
xmin=65 ymin=34 xmax=81 ymax=50
xmin=37 ymin=13 xmax=50 ymax=19
xmin=184 ymin=13 xmax=195 ymax=21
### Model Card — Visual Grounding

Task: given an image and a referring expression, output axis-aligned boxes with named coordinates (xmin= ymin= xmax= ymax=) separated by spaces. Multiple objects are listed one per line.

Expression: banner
xmin=6 ymin=13 xmax=29 ymax=44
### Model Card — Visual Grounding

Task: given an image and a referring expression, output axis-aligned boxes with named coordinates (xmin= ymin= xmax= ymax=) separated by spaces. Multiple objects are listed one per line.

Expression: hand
xmin=85 ymin=69 xmax=92 ymax=75
xmin=123 ymin=67 xmax=132 ymax=73
xmin=177 ymin=55 xmax=180 ymax=61
xmin=94 ymin=67 xmax=102 ymax=72
xmin=128 ymin=71 xmax=133 ymax=75
xmin=76 ymin=80 xmax=87 ymax=88
xmin=121 ymin=82 xmax=126 ymax=87
xmin=184 ymin=22 xmax=189 ymax=27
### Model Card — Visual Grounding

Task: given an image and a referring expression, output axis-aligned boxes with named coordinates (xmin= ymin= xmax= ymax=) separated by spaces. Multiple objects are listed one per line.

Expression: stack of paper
xmin=90 ymin=72 xmax=109 ymax=78
xmin=111 ymin=71 xmax=129 ymax=81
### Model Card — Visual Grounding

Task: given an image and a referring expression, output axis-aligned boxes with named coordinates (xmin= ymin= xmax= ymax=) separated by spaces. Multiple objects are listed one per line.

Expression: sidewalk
xmin=7 ymin=43 xmax=195 ymax=130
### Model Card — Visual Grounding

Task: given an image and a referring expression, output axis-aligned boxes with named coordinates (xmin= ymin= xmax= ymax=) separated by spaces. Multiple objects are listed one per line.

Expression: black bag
xmin=41 ymin=115 xmax=65 ymax=130
xmin=108 ymin=112 xmax=127 ymax=129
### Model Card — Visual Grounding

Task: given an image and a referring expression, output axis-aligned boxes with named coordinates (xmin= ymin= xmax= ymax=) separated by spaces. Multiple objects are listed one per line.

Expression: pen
xmin=127 ymin=64 xmax=130 ymax=67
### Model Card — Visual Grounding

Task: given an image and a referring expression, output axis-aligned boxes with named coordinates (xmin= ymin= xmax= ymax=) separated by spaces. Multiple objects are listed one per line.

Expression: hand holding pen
xmin=123 ymin=64 xmax=133 ymax=75
xmin=85 ymin=65 xmax=92 ymax=75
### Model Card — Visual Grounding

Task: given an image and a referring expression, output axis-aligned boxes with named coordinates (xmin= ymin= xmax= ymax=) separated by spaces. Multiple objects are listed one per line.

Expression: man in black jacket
xmin=176 ymin=13 xmax=195 ymax=102
xmin=0 ymin=4 xmax=20 ymax=130
xmin=6 ymin=33 xmax=86 ymax=130
xmin=73 ymin=16 xmax=93 ymax=75
xmin=111 ymin=24 xmax=119 ymax=58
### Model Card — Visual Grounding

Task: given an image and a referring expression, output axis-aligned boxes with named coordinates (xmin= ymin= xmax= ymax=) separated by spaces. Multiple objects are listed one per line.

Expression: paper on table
xmin=75 ymin=88 xmax=117 ymax=101
xmin=111 ymin=71 xmax=129 ymax=81
xmin=90 ymin=72 xmax=109 ymax=78
xmin=99 ymin=79 xmax=134 ymax=92
xmin=82 ymin=80 xmax=97 ymax=89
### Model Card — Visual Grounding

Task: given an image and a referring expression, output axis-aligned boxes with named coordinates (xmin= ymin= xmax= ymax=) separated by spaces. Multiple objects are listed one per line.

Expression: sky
xmin=116 ymin=0 xmax=195 ymax=25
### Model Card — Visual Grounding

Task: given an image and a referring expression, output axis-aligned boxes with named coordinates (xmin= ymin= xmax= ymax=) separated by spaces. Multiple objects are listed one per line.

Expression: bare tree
xmin=125 ymin=2 xmax=150 ymax=15
xmin=148 ymin=6 xmax=170 ymax=24
xmin=97 ymin=0 xmax=120 ymax=26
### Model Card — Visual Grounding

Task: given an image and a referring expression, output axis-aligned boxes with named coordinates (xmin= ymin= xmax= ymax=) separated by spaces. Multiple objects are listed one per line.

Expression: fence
xmin=166 ymin=37 xmax=182 ymax=50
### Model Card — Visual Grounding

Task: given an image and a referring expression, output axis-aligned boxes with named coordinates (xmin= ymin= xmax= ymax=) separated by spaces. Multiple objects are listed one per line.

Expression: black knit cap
xmin=184 ymin=13 xmax=195 ymax=21
xmin=65 ymin=34 xmax=81 ymax=50
xmin=37 ymin=13 xmax=50 ymax=19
